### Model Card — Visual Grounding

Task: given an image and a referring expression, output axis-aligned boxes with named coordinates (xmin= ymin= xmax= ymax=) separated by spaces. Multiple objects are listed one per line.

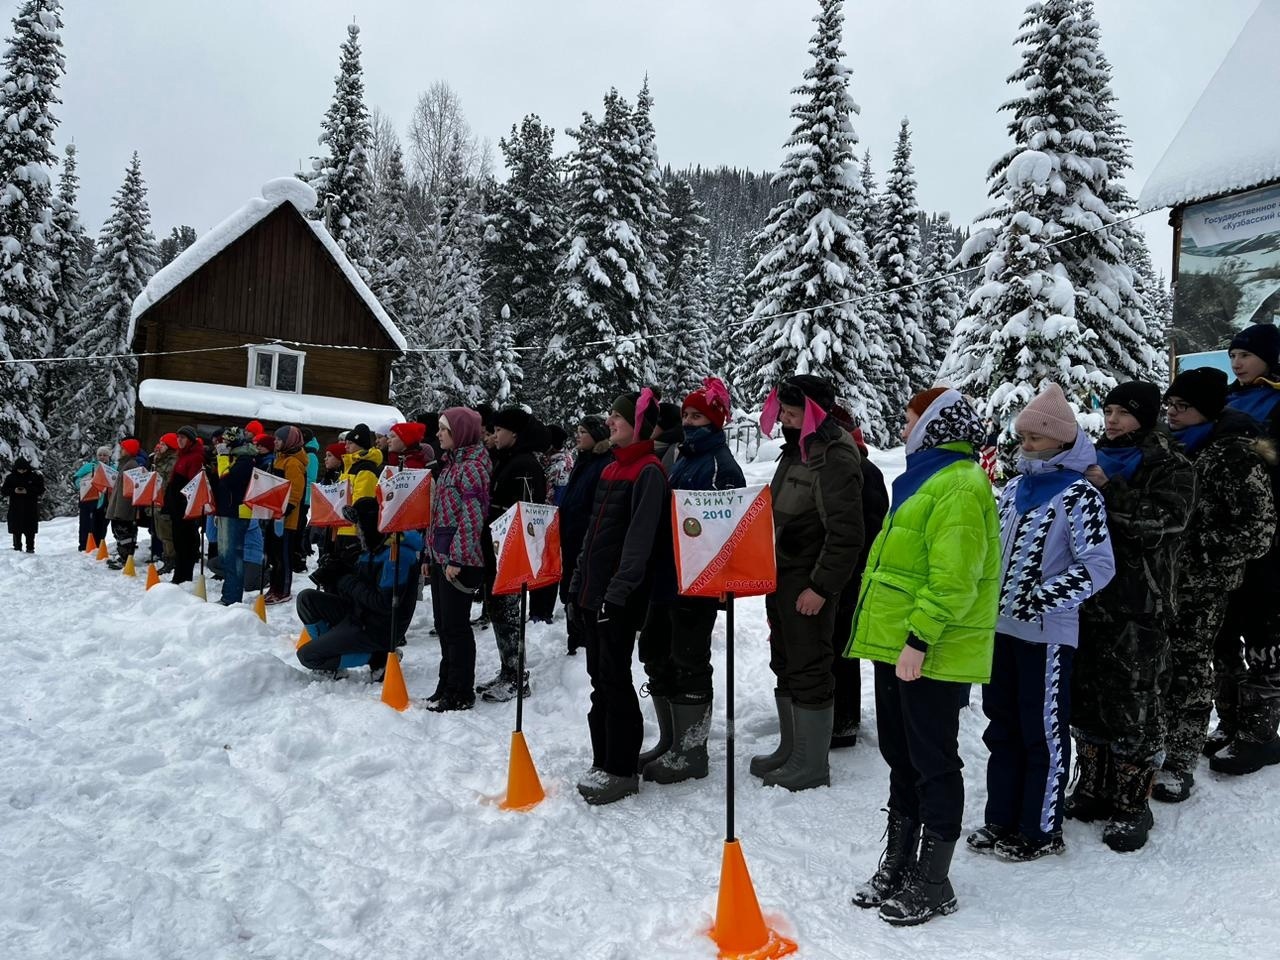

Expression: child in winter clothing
xmin=968 ymin=384 xmax=1115 ymax=862
xmin=847 ymin=387 xmax=1000 ymax=927
xmin=568 ymin=391 xmax=670 ymax=805
xmin=266 ymin=425 xmax=308 ymax=604
xmin=637 ymin=378 xmax=745 ymax=785
xmin=2 ymin=457 xmax=45 ymax=552
xmin=1161 ymin=369 xmax=1277 ymax=795
xmin=426 ymin=407 xmax=492 ymax=711
xmin=557 ymin=417 xmax=613 ymax=655
xmin=753 ymin=374 xmax=864 ymax=793
xmin=1211 ymin=325 xmax=1280 ymax=776
xmin=1069 ymin=382 xmax=1195 ymax=853
xmin=105 ymin=439 xmax=142 ymax=568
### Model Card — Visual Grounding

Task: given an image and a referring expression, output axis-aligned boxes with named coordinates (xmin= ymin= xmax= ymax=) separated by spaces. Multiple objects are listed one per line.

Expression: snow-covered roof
xmin=1139 ymin=0 xmax=1280 ymax=212
xmin=128 ymin=178 xmax=407 ymax=351
xmin=138 ymin=379 xmax=404 ymax=431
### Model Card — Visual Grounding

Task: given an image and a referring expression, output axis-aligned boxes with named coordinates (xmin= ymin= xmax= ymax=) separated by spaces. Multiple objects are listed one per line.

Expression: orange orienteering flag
xmin=181 ymin=470 xmax=214 ymax=520
xmin=243 ymin=468 xmax=290 ymax=518
xmin=90 ymin=462 xmax=116 ymax=496
xmin=672 ymin=484 xmax=776 ymax=599
xmin=130 ymin=470 xmax=162 ymax=507
xmin=309 ymin=478 xmax=351 ymax=528
xmin=490 ymin=501 xmax=562 ymax=595
xmin=377 ymin=468 xmax=432 ymax=533
xmin=78 ymin=472 xmax=98 ymax=502
xmin=120 ymin=466 xmax=148 ymax=501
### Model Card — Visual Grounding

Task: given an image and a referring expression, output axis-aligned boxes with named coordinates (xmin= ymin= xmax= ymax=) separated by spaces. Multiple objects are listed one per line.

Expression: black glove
xmin=285 ymin=502 xmax=295 ymax=517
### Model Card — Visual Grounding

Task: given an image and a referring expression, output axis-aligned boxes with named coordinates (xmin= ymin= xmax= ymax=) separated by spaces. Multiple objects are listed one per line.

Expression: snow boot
xmin=1209 ymin=684 xmax=1280 ymax=776
xmin=106 ymin=557 xmax=125 ymax=570
xmin=475 ymin=670 xmax=509 ymax=696
xmin=1202 ymin=722 xmax=1236 ymax=758
xmin=852 ymin=809 xmax=920 ymax=909
xmin=761 ymin=700 xmax=832 ymax=791
xmin=578 ymin=771 xmax=640 ymax=806
xmin=643 ymin=697 xmax=711 ymax=784
xmin=1102 ymin=761 xmax=1155 ymax=853
xmin=636 ymin=693 xmax=673 ymax=772
xmin=830 ymin=715 xmax=859 ymax=750
xmin=964 ymin=823 xmax=1013 ymax=855
xmin=878 ymin=831 xmax=958 ymax=926
xmin=992 ymin=832 xmax=1065 ymax=862
xmin=481 ymin=671 xmax=530 ymax=703
xmin=1064 ymin=738 xmax=1111 ymax=823
xmin=1151 ymin=764 xmax=1194 ymax=804
xmin=749 ymin=693 xmax=794 ymax=778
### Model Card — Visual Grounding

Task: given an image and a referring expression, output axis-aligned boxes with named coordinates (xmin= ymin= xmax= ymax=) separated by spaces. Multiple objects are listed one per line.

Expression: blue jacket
xmin=667 ymin=427 xmax=746 ymax=493
xmin=338 ymin=530 xmax=423 ymax=642
xmin=304 ymin=440 xmax=320 ymax=506
xmin=996 ymin=428 xmax=1115 ymax=649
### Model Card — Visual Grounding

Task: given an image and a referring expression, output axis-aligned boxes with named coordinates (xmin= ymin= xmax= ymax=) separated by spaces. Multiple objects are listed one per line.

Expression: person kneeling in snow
xmin=296 ymin=500 xmax=422 ymax=681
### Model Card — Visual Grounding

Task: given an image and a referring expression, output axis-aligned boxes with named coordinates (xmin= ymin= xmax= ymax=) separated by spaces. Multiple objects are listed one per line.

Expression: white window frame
xmin=247 ymin=344 xmax=306 ymax=394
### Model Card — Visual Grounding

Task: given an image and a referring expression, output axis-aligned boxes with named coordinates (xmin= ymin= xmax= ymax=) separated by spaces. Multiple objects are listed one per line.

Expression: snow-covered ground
xmin=2 ymin=446 xmax=1274 ymax=959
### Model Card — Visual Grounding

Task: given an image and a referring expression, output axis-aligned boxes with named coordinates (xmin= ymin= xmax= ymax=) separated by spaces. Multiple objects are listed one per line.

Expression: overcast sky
xmin=59 ymin=0 xmax=1257 ymax=276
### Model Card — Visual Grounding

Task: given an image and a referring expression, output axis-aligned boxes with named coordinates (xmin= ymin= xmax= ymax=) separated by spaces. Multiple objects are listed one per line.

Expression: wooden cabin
xmin=128 ymin=178 xmax=407 ymax=443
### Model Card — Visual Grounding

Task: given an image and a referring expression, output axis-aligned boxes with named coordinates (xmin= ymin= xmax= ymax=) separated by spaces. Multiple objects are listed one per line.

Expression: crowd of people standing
xmin=6 ymin=323 xmax=1280 ymax=928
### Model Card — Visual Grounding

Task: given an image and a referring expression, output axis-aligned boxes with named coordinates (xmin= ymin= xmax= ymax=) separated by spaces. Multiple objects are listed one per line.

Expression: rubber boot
xmin=879 ymin=831 xmax=958 ymax=926
xmin=762 ymin=700 xmax=832 ymax=791
xmin=643 ymin=698 xmax=711 ymax=783
xmin=1210 ymin=683 xmax=1280 ymax=775
xmin=1064 ymin=738 xmax=1111 ymax=823
xmin=749 ymin=693 xmax=794 ymax=778
xmin=636 ymin=695 xmax=673 ymax=772
xmin=1102 ymin=760 xmax=1154 ymax=853
xmin=852 ymin=809 xmax=920 ymax=908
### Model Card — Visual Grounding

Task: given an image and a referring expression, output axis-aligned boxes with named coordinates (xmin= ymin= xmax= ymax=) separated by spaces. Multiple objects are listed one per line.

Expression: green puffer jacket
xmin=846 ymin=449 xmax=1001 ymax=684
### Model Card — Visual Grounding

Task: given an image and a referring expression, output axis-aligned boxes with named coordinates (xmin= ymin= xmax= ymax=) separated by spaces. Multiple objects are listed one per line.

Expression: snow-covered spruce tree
xmin=64 ymin=153 xmax=158 ymax=454
xmin=367 ymin=139 xmax=412 ymax=327
xmin=486 ymin=303 xmax=523 ymax=406
xmin=874 ymin=118 xmax=931 ymax=425
xmin=633 ymin=77 xmax=671 ymax=301
xmin=305 ymin=23 xmax=373 ymax=277
xmin=919 ymin=211 xmax=962 ymax=376
xmin=659 ymin=177 xmax=715 ymax=393
xmin=42 ymin=142 xmax=88 ymax=512
xmin=944 ymin=151 xmax=1109 ymax=466
xmin=855 ymin=149 xmax=882 ymax=266
xmin=546 ymin=90 xmax=663 ymax=417
xmin=484 ymin=114 xmax=564 ymax=410
xmin=743 ymin=0 xmax=887 ymax=440
xmin=711 ymin=241 xmax=752 ymax=395
xmin=0 ymin=0 xmax=64 ymax=473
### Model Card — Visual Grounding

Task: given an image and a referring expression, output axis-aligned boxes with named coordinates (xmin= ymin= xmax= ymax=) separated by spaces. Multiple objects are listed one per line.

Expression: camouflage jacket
xmin=1082 ymin=426 xmax=1196 ymax=623
xmin=1177 ymin=409 xmax=1278 ymax=593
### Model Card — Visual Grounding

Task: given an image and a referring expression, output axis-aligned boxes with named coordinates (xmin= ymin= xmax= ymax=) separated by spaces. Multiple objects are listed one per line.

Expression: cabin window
xmin=247 ymin=345 xmax=305 ymax=394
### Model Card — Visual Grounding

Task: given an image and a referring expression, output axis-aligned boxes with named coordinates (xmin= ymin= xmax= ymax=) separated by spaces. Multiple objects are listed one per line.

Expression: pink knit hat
xmin=1014 ymin=383 xmax=1078 ymax=444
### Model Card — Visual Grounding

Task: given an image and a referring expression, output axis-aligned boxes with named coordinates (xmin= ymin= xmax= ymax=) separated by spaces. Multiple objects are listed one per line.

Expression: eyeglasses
xmin=1162 ymin=400 xmax=1191 ymax=414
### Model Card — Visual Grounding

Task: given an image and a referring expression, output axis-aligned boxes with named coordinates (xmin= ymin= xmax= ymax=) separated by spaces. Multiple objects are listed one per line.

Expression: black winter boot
xmin=1064 ymin=738 xmax=1111 ymax=823
xmin=1102 ymin=761 xmax=1154 ymax=853
xmin=1151 ymin=763 xmax=1194 ymax=804
xmin=878 ymin=831 xmax=958 ymax=926
xmin=852 ymin=810 xmax=920 ymax=908
xmin=761 ymin=700 xmax=832 ymax=791
xmin=964 ymin=823 xmax=1013 ymax=854
xmin=1204 ymin=671 xmax=1240 ymax=757
xmin=749 ymin=693 xmax=794 ymax=778
xmin=636 ymin=693 xmax=673 ymax=772
xmin=1210 ymin=684 xmax=1280 ymax=776
xmin=643 ymin=698 xmax=710 ymax=783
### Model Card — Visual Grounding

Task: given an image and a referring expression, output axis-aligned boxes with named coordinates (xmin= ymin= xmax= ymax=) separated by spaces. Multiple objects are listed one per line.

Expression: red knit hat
xmin=907 ymin=387 xmax=949 ymax=418
xmin=245 ymin=420 xmax=264 ymax=436
xmin=160 ymin=433 xmax=179 ymax=450
xmin=324 ymin=442 xmax=346 ymax=460
xmin=254 ymin=433 xmax=276 ymax=452
xmin=119 ymin=438 xmax=141 ymax=458
xmin=682 ymin=377 xmax=732 ymax=429
xmin=390 ymin=421 xmax=426 ymax=446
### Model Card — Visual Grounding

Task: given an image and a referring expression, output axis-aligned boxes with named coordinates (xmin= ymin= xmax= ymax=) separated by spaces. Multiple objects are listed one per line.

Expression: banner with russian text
xmin=672 ymin=485 xmax=776 ymax=599
xmin=490 ymin=501 xmax=562 ymax=595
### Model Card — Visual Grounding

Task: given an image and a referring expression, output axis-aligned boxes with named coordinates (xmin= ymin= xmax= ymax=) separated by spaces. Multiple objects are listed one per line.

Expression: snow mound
xmin=1139 ymin=0 xmax=1280 ymax=211
xmin=260 ymin=177 xmax=317 ymax=213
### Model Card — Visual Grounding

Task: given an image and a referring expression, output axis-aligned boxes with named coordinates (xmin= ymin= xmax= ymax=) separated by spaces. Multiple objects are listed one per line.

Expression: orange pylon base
xmin=253 ymin=594 xmax=267 ymax=621
xmin=499 ymin=730 xmax=545 ymax=811
xmin=380 ymin=653 xmax=410 ymax=711
xmin=709 ymin=840 xmax=798 ymax=960
xmin=84 ymin=533 xmax=97 ymax=554
xmin=145 ymin=562 xmax=160 ymax=590
xmin=94 ymin=540 xmax=109 ymax=561
xmin=121 ymin=555 xmax=136 ymax=577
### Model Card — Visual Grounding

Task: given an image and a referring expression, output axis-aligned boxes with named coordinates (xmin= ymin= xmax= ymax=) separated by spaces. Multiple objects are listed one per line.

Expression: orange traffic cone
xmin=295 ymin=628 xmax=311 ymax=650
xmin=121 ymin=555 xmax=136 ymax=577
xmin=709 ymin=840 xmax=797 ymax=959
xmin=84 ymin=532 xmax=97 ymax=554
xmin=380 ymin=653 xmax=410 ymax=712
xmin=498 ymin=731 xmax=545 ymax=811
xmin=253 ymin=593 xmax=267 ymax=622
xmin=145 ymin=562 xmax=160 ymax=590
xmin=95 ymin=539 xmax=109 ymax=561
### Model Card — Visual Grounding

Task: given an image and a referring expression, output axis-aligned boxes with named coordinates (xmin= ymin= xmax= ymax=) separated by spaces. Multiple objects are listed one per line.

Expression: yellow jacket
xmin=337 ymin=446 xmax=384 ymax=536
